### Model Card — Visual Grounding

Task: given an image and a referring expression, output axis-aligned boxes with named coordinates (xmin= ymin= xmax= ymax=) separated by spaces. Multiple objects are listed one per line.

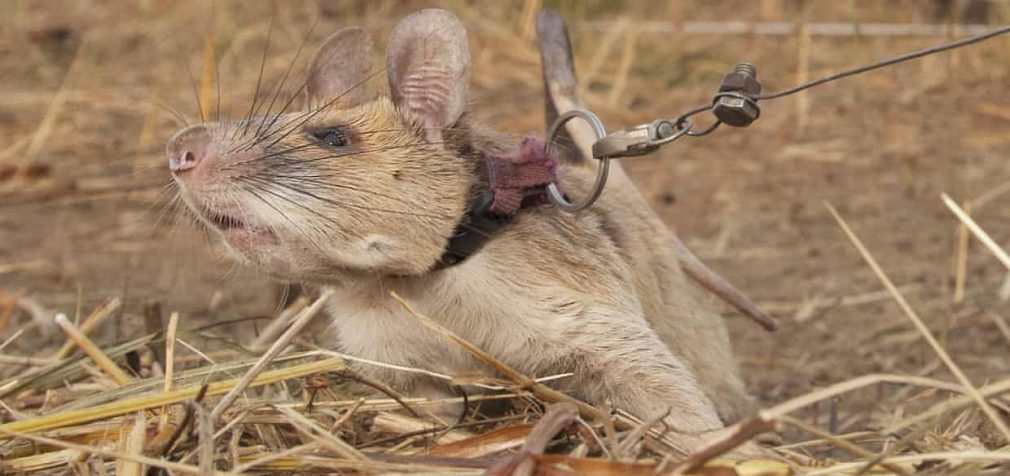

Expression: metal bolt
xmin=655 ymin=121 xmax=676 ymax=139
xmin=734 ymin=62 xmax=757 ymax=77
xmin=713 ymin=62 xmax=762 ymax=127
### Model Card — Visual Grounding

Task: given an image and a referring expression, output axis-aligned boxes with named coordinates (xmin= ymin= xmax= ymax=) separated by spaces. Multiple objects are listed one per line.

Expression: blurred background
xmin=2 ymin=0 xmax=1010 ymax=435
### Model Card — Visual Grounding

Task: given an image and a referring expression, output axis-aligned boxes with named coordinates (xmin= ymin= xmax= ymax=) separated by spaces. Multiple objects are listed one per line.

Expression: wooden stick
xmin=54 ymin=313 xmax=132 ymax=386
xmin=827 ymin=202 xmax=1010 ymax=443
xmin=209 ymin=290 xmax=334 ymax=422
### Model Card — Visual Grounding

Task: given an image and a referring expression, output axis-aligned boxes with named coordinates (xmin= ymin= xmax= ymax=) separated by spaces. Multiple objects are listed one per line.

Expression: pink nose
xmin=167 ymin=125 xmax=211 ymax=174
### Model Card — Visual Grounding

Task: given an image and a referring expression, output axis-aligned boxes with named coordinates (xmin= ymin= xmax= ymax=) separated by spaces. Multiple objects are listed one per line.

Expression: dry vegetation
xmin=2 ymin=0 xmax=1010 ymax=474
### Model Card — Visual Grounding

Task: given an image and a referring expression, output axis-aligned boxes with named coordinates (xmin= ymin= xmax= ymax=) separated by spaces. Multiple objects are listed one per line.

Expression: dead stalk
xmin=208 ymin=289 xmax=333 ymax=422
xmin=827 ymin=202 xmax=1010 ymax=443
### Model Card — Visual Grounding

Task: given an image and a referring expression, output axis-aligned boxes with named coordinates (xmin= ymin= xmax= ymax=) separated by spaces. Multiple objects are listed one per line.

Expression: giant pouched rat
xmin=168 ymin=8 xmax=766 ymax=451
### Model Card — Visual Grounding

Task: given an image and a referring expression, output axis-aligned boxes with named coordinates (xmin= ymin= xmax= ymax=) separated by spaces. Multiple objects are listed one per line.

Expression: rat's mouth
xmin=204 ymin=209 xmax=247 ymax=230
xmin=198 ymin=206 xmax=277 ymax=246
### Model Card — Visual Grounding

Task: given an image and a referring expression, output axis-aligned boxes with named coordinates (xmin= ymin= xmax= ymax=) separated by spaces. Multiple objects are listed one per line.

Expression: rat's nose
xmin=167 ymin=125 xmax=212 ymax=174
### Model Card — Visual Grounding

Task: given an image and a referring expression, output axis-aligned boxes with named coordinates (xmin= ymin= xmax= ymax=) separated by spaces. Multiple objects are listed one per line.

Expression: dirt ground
xmin=2 ymin=0 xmax=1010 ymax=459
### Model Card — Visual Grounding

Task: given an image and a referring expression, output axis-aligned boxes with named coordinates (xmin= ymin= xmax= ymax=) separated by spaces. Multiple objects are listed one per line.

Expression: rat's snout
xmin=167 ymin=125 xmax=212 ymax=175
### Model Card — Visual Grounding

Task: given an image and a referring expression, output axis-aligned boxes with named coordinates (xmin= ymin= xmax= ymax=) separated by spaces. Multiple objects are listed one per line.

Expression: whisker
xmin=239 ymin=175 xmax=452 ymax=221
xmin=258 ymin=66 xmax=387 ymax=151
xmin=213 ymin=0 xmax=222 ymax=124
xmin=238 ymin=177 xmax=351 ymax=231
xmin=221 ymin=142 xmax=318 ymax=170
xmin=239 ymin=12 xmax=275 ymax=140
xmin=240 ymin=184 xmax=332 ymax=254
xmin=293 ymin=142 xmax=448 ymax=166
xmin=248 ymin=17 xmax=320 ymax=148
xmin=248 ymin=172 xmax=440 ymax=212
xmin=185 ymin=53 xmax=206 ymax=122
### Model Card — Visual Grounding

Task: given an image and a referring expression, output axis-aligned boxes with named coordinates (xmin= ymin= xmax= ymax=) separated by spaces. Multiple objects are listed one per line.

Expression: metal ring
xmin=545 ymin=109 xmax=610 ymax=213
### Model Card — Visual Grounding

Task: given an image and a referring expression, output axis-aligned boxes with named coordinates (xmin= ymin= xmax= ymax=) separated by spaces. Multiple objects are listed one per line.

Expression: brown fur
xmin=167 ymin=8 xmax=755 ymax=451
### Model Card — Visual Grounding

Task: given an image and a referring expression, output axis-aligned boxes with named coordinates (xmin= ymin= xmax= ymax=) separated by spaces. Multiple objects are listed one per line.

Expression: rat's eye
xmin=309 ymin=127 xmax=349 ymax=148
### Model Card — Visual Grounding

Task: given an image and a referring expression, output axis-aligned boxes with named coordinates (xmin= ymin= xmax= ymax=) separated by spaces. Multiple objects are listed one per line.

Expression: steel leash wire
xmin=547 ymin=23 xmax=1010 ymax=211
xmin=676 ymin=23 xmax=1010 ymax=139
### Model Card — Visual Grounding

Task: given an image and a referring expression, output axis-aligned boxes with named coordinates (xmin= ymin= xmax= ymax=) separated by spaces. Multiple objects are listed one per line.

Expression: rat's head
xmin=167 ymin=9 xmax=476 ymax=283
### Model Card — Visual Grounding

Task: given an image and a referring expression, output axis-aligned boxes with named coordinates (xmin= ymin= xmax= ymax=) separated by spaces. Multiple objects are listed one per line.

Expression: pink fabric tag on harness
xmin=486 ymin=137 xmax=557 ymax=216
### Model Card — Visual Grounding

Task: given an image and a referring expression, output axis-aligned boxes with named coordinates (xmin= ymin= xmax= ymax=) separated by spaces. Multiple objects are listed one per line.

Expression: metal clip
xmin=591 ymin=119 xmax=691 ymax=159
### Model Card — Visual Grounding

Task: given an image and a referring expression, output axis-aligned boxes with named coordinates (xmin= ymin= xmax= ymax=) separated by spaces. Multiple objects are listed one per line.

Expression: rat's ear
xmin=305 ymin=27 xmax=376 ymax=110
xmin=386 ymin=9 xmax=470 ymax=143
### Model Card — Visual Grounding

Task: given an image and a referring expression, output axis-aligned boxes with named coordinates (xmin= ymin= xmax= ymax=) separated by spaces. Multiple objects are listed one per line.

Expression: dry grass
xmin=2 ymin=0 xmax=1010 ymax=474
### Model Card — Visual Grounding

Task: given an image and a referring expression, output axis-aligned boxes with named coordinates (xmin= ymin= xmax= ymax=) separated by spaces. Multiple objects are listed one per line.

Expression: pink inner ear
xmin=305 ymin=27 xmax=376 ymax=110
xmin=402 ymin=64 xmax=456 ymax=142
xmin=386 ymin=9 xmax=471 ymax=143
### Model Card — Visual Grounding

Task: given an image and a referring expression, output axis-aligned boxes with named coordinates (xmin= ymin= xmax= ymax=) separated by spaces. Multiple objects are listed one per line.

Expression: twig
xmin=854 ymin=425 xmax=931 ymax=476
xmin=953 ymin=200 xmax=971 ymax=303
xmin=176 ymin=338 xmax=217 ymax=365
xmin=274 ymin=405 xmax=367 ymax=460
xmin=0 ymin=326 xmax=24 ymax=356
xmin=485 ymin=402 xmax=579 ymax=476
xmin=776 ymin=415 xmax=911 ymax=476
xmin=54 ymin=313 xmax=132 ymax=386
xmin=805 ymin=451 xmax=1010 ymax=476
xmin=942 ymin=193 xmax=1010 ymax=271
xmin=0 ymin=354 xmax=54 ymax=366
xmin=159 ymin=384 xmax=209 ymax=457
xmin=320 ymin=348 xmax=572 ymax=391
xmin=51 ymin=297 xmax=122 ymax=360
xmin=614 ymin=407 xmax=669 ymax=460
xmin=331 ymin=397 xmax=365 ymax=433
xmin=161 ymin=312 xmax=179 ymax=430
xmin=355 ymin=414 xmax=529 ymax=449
xmin=671 ymin=417 xmax=777 ymax=474
xmin=232 ymin=442 xmax=320 ymax=474
xmin=142 ymin=302 xmax=165 ymax=369
xmin=673 ymin=370 xmax=1003 ymax=473
xmin=195 ymin=402 xmax=214 ymax=475
xmin=118 ymin=412 xmax=147 ymax=476
xmin=0 ymin=358 xmax=344 ymax=436
xmin=209 ymin=289 xmax=333 ymax=422
xmin=827 ymin=202 xmax=1010 ymax=443
xmin=333 ymin=368 xmax=423 ymax=419
xmin=250 ymin=296 xmax=309 ymax=352
xmin=883 ymin=377 xmax=1010 ymax=434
